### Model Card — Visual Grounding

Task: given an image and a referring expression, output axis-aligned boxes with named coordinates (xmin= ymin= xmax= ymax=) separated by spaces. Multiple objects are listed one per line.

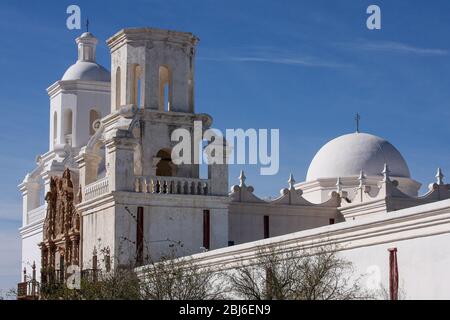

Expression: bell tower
xmin=48 ymin=32 xmax=110 ymax=151
xmin=107 ymin=28 xmax=198 ymax=113
xmin=75 ymin=27 xmax=229 ymax=265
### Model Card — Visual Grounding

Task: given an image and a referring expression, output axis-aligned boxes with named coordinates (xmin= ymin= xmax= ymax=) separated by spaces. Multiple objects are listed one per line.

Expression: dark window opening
xmin=136 ymin=207 xmax=144 ymax=266
xmin=203 ymin=210 xmax=210 ymax=250
xmin=264 ymin=215 xmax=270 ymax=239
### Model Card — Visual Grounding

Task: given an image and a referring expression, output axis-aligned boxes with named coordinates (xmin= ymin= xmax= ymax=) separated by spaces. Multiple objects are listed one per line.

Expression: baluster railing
xmin=85 ymin=177 xmax=109 ymax=200
xmin=134 ymin=176 xmax=210 ymax=196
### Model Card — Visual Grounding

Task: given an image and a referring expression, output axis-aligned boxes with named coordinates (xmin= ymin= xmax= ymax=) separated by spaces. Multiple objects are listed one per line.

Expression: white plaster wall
xmin=114 ymin=204 xmax=228 ymax=262
xmin=229 ymin=213 xmax=264 ymax=244
xmin=48 ymin=83 xmax=110 ymax=150
xmin=211 ymin=208 xmax=229 ymax=249
xmin=301 ymin=189 xmax=324 ymax=204
xmin=270 ymin=215 xmax=331 ymax=237
xmin=20 ymin=222 xmax=43 ymax=281
xmin=338 ymin=233 xmax=450 ymax=299
xmin=82 ymin=206 xmax=115 ymax=269
xmin=74 ymin=90 xmax=110 ymax=147
xmin=177 ymin=199 xmax=450 ymax=299
xmin=229 ymin=213 xmax=333 ymax=245
xmin=229 ymin=206 xmax=335 ymax=245
xmin=79 ymin=193 xmax=229 ymax=267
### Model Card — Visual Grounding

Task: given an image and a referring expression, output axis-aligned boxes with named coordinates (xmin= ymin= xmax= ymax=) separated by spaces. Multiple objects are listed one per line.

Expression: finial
xmin=288 ymin=173 xmax=295 ymax=190
xmin=336 ymin=177 xmax=343 ymax=193
xmin=239 ymin=170 xmax=246 ymax=187
xmin=93 ymin=246 xmax=97 ymax=256
xmin=355 ymin=113 xmax=361 ymax=133
xmin=436 ymin=168 xmax=444 ymax=185
xmin=86 ymin=17 xmax=90 ymax=32
xmin=358 ymin=169 xmax=366 ymax=188
xmin=32 ymin=261 xmax=36 ymax=270
xmin=382 ymin=163 xmax=390 ymax=182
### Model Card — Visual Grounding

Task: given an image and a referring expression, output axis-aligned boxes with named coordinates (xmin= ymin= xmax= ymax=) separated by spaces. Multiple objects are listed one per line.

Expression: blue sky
xmin=1 ymin=0 xmax=450 ymax=293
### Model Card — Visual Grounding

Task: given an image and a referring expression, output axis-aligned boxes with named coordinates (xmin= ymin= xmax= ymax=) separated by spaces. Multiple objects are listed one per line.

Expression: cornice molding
xmin=47 ymin=80 xmax=111 ymax=98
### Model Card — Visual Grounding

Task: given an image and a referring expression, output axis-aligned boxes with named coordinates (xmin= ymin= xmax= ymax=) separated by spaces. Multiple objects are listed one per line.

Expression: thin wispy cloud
xmin=343 ymin=40 xmax=448 ymax=56
xmin=199 ymin=46 xmax=350 ymax=68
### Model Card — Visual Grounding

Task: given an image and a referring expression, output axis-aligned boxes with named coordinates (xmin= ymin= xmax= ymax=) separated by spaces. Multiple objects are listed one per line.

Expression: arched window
xmin=64 ymin=110 xmax=73 ymax=135
xmin=115 ymin=67 xmax=121 ymax=111
xmin=89 ymin=110 xmax=100 ymax=135
xmin=133 ymin=65 xmax=142 ymax=108
xmin=159 ymin=66 xmax=171 ymax=111
xmin=137 ymin=78 xmax=142 ymax=108
xmin=53 ymin=111 xmax=58 ymax=145
xmin=156 ymin=149 xmax=175 ymax=177
xmin=64 ymin=109 xmax=73 ymax=145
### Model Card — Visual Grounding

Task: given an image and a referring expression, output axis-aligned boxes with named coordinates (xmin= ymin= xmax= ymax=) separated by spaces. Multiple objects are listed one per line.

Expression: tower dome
xmin=62 ymin=32 xmax=110 ymax=82
xmin=306 ymin=132 xmax=411 ymax=181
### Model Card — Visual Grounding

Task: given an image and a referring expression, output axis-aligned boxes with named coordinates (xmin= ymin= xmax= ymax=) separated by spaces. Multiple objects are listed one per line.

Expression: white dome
xmin=62 ymin=61 xmax=110 ymax=82
xmin=306 ymin=132 xmax=411 ymax=181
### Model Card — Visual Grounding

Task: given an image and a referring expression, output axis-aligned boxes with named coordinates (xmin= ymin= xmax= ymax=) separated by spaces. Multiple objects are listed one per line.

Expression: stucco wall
xmin=229 ymin=202 xmax=337 ymax=245
xmin=20 ymin=221 xmax=43 ymax=280
xmin=79 ymin=192 xmax=230 ymax=266
xmin=82 ymin=204 xmax=116 ymax=269
xmin=341 ymin=233 xmax=450 ymax=299
xmin=172 ymin=199 xmax=450 ymax=299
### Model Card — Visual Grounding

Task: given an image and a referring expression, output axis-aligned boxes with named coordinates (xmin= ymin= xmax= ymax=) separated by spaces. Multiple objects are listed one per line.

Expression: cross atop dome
xmin=355 ymin=113 xmax=361 ymax=133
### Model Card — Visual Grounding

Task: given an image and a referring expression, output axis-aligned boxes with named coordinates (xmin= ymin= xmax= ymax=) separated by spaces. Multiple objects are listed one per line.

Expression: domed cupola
xmin=297 ymin=131 xmax=421 ymax=203
xmin=306 ymin=132 xmax=411 ymax=181
xmin=62 ymin=32 xmax=110 ymax=82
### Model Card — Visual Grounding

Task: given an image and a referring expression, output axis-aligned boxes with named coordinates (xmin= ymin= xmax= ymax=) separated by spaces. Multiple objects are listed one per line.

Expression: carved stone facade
xmin=40 ymin=168 xmax=80 ymax=283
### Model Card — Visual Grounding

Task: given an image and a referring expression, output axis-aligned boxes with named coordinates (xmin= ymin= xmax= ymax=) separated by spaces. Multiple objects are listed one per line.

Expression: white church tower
xmin=48 ymin=32 xmax=110 ymax=151
xmin=19 ymin=32 xmax=111 ymax=275
xmin=75 ymin=28 xmax=229 ymax=268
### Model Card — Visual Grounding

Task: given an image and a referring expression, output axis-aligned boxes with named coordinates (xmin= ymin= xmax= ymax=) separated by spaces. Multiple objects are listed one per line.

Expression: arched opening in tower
xmin=63 ymin=109 xmax=73 ymax=146
xmin=89 ymin=110 xmax=100 ymax=136
xmin=159 ymin=65 xmax=171 ymax=111
xmin=133 ymin=64 xmax=142 ymax=109
xmin=156 ymin=149 xmax=175 ymax=177
xmin=115 ymin=66 xmax=121 ymax=111
xmin=53 ymin=111 xmax=58 ymax=145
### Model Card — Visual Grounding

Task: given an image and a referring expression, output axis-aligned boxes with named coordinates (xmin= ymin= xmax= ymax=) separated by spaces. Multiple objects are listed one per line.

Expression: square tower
xmin=76 ymin=28 xmax=229 ymax=268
